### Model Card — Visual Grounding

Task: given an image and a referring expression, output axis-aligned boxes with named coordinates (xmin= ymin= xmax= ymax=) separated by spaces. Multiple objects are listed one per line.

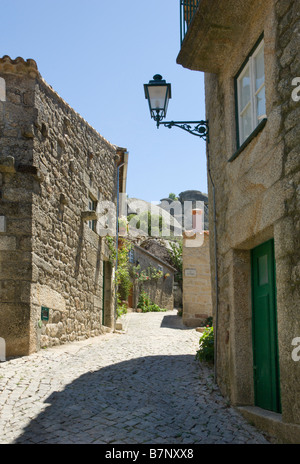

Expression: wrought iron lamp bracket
xmin=153 ymin=113 xmax=209 ymax=141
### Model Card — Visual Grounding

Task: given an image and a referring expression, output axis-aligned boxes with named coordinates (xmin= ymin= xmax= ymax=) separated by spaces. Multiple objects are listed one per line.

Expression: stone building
xmin=182 ymin=229 xmax=212 ymax=328
xmin=129 ymin=243 xmax=176 ymax=312
xmin=177 ymin=0 xmax=300 ymax=443
xmin=0 ymin=56 xmax=128 ymax=358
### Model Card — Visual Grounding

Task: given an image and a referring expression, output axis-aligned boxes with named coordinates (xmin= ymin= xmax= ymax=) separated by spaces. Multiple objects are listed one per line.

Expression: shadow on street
xmin=160 ymin=314 xmax=194 ymax=330
xmin=14 ymin=354 xmax=204 ymax=444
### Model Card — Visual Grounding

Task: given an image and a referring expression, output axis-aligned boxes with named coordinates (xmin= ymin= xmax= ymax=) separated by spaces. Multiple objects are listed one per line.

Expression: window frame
xmin=88 ymin=196 xmax=97 ymax=232
xmin=232 ymin=35 xmax=267 ymax=161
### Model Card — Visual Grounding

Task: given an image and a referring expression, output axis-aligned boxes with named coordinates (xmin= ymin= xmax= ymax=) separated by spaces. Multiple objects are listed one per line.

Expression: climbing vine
xmin=167 ymin=240 xmax=183 ymax=288
xmin=105 ymin=236 xmax=133 ymax=318
xmin=131 ymin=264 xmax=163 ymax=283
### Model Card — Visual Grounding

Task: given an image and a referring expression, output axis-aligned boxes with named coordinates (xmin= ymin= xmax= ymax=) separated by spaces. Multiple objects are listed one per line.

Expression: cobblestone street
xmin=0 ymin=310 xmax=270 ymax=444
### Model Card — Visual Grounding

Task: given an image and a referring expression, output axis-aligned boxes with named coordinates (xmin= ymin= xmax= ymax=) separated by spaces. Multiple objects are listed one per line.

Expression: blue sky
xmin=1 ymin=0 xmax=207 ymax=203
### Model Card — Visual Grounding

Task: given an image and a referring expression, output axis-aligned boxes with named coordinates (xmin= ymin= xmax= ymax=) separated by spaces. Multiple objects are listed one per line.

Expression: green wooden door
xmin=102 ymin=261 xmax=105 ymax=325
xmin=251 ymin=239 xmax=281 ymax=413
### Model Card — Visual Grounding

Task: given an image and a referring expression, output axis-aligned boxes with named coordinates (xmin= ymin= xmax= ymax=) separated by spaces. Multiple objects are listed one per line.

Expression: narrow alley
xmin=0 ymin=310 xmax=270 ymax=445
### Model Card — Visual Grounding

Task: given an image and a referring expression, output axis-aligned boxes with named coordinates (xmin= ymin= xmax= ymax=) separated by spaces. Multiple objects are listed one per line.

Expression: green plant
xmin=147 ymin=303 xmax=167 ymax=313
xmin=138 ymin=269 xmax=151 ymax=282
xmin=200 ymin=316 xmax=213 ymax=327
xmin=132 ymin=265 xmax=163 ymax=283
xmin=106 ymin=235 xmax=117 ymax=264
xmin=116 ymin=239 xmax=133 ymax=301
xmin=195 ymin=326 xmax=214 ymax=363
xmin=116 ymin=297 xmax=128 ymax=318
xmin=127 ymin=211 xmax=165 ymax=237
xmin=137 ymin=291 xmax=167 ymax=313
xmin=106 ymin=236 xmax=133 ymax=317
xmin=137 ymin=291 xmax=151 ymax=311
xmin=167 ymin=240 xmax=183 ymax=288
xmin=149 ymin=266 xmax=163 ymax=280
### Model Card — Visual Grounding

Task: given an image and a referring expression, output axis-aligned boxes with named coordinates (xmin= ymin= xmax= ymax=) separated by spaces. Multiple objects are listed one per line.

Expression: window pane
xmin=255 ymin=46 xmax=265 ymax=91
xmin=256 ymin=85 xmax=266 ymax=121
xmin=239 ymin=66 xmax=251 ymax=110
xmin=240 ymin=104 xmax=252 ymax=143
xmin=236 ymin=39 xmax=265 ymax=148
xmin=258 ymin=254 xmax=268 ymax=286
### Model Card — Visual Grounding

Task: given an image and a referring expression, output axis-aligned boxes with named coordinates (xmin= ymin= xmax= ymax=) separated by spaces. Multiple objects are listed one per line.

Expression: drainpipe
xmin=207 ymin=145 xmax=219 ymax=384
xmin=114 ymin=161 xmax=125 ymax=324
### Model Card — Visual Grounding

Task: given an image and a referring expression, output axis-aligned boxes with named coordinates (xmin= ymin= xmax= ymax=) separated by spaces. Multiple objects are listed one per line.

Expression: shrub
xmin=105 ymin=236 xmax=132 ymax=318
xmin=200 ymin=316 xmax=213 ymax=327
xmin=137 ymin=291 xmax=167 ymax=313
xmin=144 ymin=303 xmax=167 ymax=313
xmin=195 ymin=326 xmax=214 ymax=363
xmin=167 ymin=240 xmax=183 ymax=289
xmin=116 ymin=299 xmax=128 ymax=318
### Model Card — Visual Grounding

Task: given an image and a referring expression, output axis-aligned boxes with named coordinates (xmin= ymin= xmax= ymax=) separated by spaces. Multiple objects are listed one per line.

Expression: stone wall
xmin=177 ymin=0 xmax=300 ymax=441
xmin=182 ymin=232 xmax=212 ymax=327
xmin=132 ymin=245 xmax=175 ymax=311
xmin=0 ymin=60 xmax=38 ymax=356
xmin=273 ymin=0 xmax=300 ymax=427
xmin=0 ymin=57 xmax=122 ymax=356
xmin=202 ymin=0 xmax=300 ymax=433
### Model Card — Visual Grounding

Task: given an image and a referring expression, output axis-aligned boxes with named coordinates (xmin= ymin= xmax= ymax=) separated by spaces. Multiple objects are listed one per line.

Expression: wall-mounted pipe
xmin=207 ymin=145 xmax=219 ymax=384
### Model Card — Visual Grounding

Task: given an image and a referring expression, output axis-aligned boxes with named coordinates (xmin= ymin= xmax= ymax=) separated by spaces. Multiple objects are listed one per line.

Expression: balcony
xmin=177 ymin=0 xmax=260 ymax=73
xmin=180 ymin=0 xmax=201 ymax=45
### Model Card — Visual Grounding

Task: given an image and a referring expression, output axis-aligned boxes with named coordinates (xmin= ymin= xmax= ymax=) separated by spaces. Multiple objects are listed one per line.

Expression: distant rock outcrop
xmin=158 ymin=190 xmax=209 ymax=231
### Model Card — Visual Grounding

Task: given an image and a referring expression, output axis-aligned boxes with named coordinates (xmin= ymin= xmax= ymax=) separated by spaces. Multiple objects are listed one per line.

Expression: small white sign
xmin=0 ymin=338 xmax=6 ymax=362
xmin=0 ymin=216 xmax=6 ymax=233
xmin=0 ymin=77 xmax=6 ymax=102
xmin=185 ymin=268 xmax=197 ymax=277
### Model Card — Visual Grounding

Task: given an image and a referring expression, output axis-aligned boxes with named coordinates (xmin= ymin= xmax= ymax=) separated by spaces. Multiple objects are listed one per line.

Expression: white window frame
xmin=88 ymin=196 xmax=97 ymax=232
xmin=237 ymin=39 xmax=266 ymax=146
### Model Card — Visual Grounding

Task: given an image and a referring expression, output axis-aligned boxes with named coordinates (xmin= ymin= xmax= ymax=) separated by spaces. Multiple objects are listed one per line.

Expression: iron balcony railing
xmin=180 ymin=0 xmax=200 ymax=45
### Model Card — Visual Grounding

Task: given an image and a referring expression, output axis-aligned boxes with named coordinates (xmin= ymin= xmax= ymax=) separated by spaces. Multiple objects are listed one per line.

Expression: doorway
xmin=102 ymin=260 xmax=114 ymax=329
xmin=251 ymin=239 xmax=281 ymax=413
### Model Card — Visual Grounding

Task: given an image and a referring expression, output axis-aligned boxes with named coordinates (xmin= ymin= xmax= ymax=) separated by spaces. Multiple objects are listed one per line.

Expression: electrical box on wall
xmin=41 ymin=306 xmax=50 ymax=321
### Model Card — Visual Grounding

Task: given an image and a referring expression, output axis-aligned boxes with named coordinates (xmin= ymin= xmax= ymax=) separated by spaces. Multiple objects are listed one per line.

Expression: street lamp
xmin=144 ymin=74 xmax=171 ymax=126
xmin=144 ymin=74 xmax=209 ymax=141
xmin=144 ymin=73 xmax=217 ymax=382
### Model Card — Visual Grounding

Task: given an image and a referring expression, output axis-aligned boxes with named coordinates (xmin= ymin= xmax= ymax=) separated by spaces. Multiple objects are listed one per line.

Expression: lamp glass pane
xmin=147 ymin=85 xmax=169 ymax=112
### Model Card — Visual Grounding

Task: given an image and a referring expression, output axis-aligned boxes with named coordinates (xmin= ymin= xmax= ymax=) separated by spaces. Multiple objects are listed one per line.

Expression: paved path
xmin=0 ymin=310 xmax=270 ymax=444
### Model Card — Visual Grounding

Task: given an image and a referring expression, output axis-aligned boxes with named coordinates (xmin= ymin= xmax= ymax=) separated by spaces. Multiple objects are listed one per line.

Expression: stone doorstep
xmin=115 ymin=314 xmax=130 ymax=332
xmin=101 ymin=326 xmax=113 ymax=334
xmin=115 ymin=307 xmax=140 ymax=331
xmin=237 ymin=405 xmax=300 ymax=444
